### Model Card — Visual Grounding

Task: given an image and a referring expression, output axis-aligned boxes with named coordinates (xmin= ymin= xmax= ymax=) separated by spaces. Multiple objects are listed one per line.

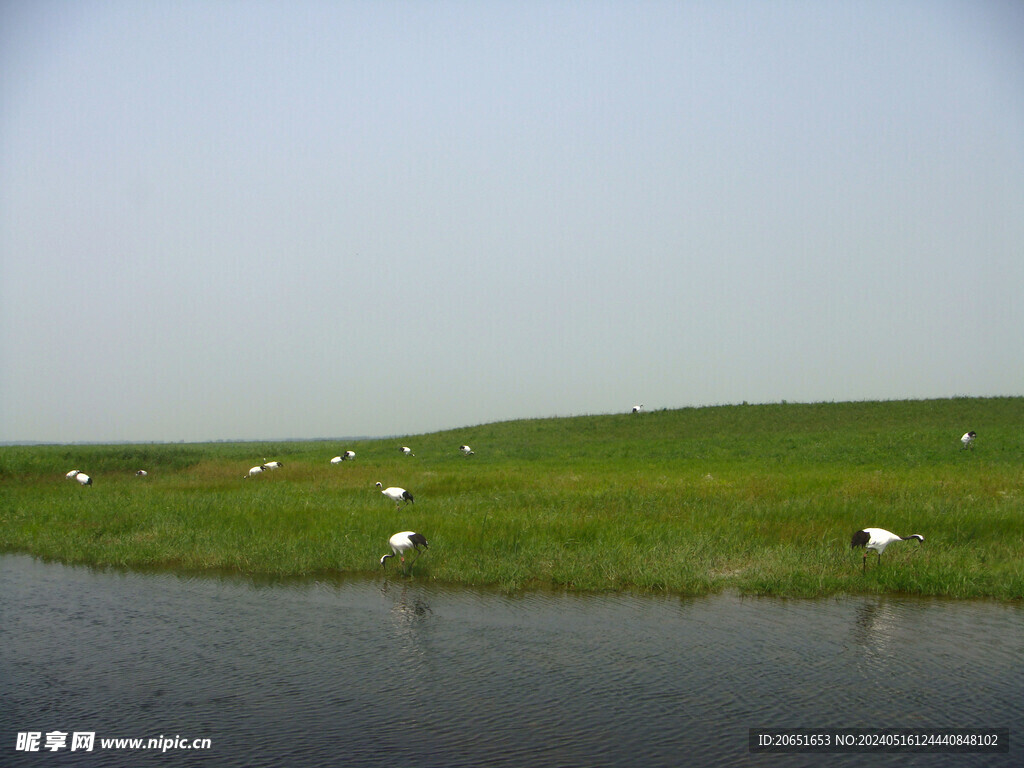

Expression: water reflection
xmin=853 ymin=599 xmax=900 ymax=660
xmin=1 ymin=555 xmax=1021 ymax=768
xmin=380 ymin=580 xmax=435 ymax=672
xmin=381 ymin=581 xmax=434 ymax=627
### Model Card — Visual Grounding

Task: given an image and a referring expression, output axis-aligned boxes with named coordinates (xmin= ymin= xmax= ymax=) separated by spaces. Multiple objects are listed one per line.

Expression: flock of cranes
xmin=63 ymin=443 xmax=471 ymax=575
xmin=62 ymin=427 xmax=978 ymax=576
xmin=245 ymin=459 xmax=284 ymax=479
xmin=64 ymin=469 xmax=92 ymax=486
xmin=842 ymin=433 xmax=975 ymax=572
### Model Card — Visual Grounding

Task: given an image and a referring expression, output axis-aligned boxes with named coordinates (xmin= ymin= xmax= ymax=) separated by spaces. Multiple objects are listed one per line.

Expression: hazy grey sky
xmin=2 ymin=0 xmax=1022 ymax=443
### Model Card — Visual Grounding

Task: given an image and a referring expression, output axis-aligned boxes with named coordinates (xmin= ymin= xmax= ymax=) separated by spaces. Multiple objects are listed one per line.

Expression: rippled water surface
xmin=2 ymin=554 xmax=1021 ymax=767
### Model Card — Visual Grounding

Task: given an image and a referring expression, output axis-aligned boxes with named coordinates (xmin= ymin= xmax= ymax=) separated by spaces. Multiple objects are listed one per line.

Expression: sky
xmin=2 ymin=0 xmax=1023 ymax=444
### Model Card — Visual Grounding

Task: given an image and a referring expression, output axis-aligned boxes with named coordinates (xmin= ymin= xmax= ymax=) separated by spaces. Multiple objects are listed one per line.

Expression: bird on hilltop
xmin=400 ymin=446 xmax=415 ymax=457
xmin=632 ymin=404 xmax=644 ymax=413
xmin=376 ymin=482 xmax=414 ymax=507
xmin=460 ymin=445 xmax=474 ymax=456
xmin=851 ymin=528 xmax=924 ymax=573
xmin=380 ymin=531 xmax=428 ymax=570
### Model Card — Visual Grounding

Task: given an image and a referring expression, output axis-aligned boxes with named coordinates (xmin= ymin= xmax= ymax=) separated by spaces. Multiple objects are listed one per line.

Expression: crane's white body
xmin=65 ymin=469 xmax=80 ymax=480
xmin=262 ymin=460 xmax=283 ymax=470
xmin=245 ymin=465 xmax=264 ymax=478
xmin=460 ymin=445 xmax=474 ymax=455
xmin=400 ymin=446 xmax=415 ymax=456
xmin=632 ymin=404 xmax=644 ymax=413
xmin=376 ymin=482 xmax=414 ymax=505
xmin=75 ymin=472 xmax=92 ymax=486
xmin=330 ymin=456 xmax=343 ymax=464
xmin=330 ymin=452 xmax=355 ymax=464
xmin=961 ymin=431 xmax=976 ymax=449
xmin=380 ymin=531 xmax=428 ymax=568
xmin=135 ymin=470 xmax=148 ymax=477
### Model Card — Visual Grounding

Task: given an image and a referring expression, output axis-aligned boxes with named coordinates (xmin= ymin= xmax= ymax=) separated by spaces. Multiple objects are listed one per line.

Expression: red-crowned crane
xmin=380 ymin=531 xmax=428 ymax=570
xmin=460 ymin=445 xmax=474 ymax=456
xmin=961 ymin=431 xmax=976 ymax=449
xmin=851 ymin=528 xmax=924 ymax=573
xmin=65 ymin=469 xmax=80 ymax=480
xmin=400 ymin=446 xmax=415 ymax=457
xmin=631 ymin=404 xmax=644 ymax=413
xmin=75 ymin=472 xmax=92 ymax=486
xmin=262 ymin=460 xmax=283 ymax=470
xmin=376 ymin=482 xmax=414 ymax=507
xmin=245 ymin=465 xmax=264 ymax=479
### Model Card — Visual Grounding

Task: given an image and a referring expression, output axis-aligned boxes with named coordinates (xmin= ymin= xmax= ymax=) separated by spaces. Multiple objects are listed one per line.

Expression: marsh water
xmin=1 ymin=554 xmax=1020 ymax=767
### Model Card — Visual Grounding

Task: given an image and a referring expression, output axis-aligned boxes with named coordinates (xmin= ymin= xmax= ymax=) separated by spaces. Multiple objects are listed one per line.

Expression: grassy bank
xmin=2 ymin=397 xmax=1022 ymax=598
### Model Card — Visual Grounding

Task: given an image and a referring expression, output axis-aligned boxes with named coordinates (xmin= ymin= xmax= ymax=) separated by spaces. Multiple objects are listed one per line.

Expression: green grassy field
xmin=2 ymin=397 xmax=1022 ymax=598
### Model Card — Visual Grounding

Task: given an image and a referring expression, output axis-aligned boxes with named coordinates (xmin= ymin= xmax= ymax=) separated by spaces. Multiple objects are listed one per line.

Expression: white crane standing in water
xmin=380 ymin=531 xmax=428 ymax=570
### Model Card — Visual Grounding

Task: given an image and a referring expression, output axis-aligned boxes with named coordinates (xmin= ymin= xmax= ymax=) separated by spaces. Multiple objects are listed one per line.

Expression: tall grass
xmin=2 ymin=397 xmax=1022 ymax=598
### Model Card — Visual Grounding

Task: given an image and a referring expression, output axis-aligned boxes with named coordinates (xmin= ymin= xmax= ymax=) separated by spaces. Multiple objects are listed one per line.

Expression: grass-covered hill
xmin=2 ymin=397 xmax=1022 ymax=598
